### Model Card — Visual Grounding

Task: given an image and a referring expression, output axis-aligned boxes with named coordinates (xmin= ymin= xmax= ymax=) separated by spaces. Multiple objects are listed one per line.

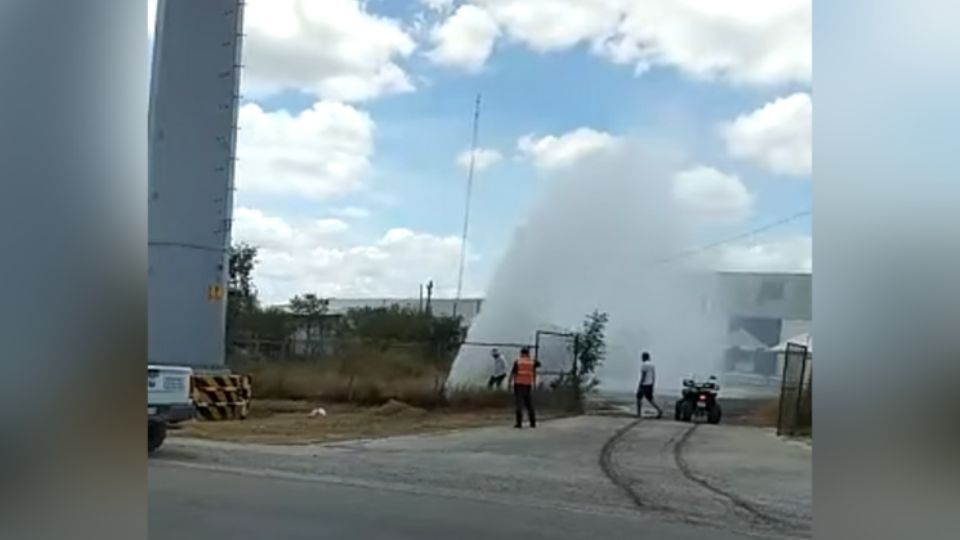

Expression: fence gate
xmin=777 ymin=342 xmax=811 ymax=436
xmin=534 ymin=330 xmax=578 ymax=383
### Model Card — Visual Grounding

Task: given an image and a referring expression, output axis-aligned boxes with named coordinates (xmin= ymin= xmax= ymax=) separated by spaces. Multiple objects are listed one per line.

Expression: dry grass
xmin=230 ymin=355 xmax=580 ymax=413
xmin=190 ymin=350 xmax=580 ymax=444
xmin=232 ymin=353 xmax=450 ymax=408
xmin=748 ymin=398 xmax=782 ymax=427
xmin=173 ymin=400 xmax=518 ymax=445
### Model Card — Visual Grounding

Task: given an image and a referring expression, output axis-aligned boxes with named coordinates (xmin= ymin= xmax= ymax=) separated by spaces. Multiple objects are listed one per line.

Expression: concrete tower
xmin=148 ymin=0 xmax=244 ymax=368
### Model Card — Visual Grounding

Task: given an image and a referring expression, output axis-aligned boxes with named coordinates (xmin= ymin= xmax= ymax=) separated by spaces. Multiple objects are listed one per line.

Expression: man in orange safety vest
xmin=509 ymin=347 xmax=541 ymax=428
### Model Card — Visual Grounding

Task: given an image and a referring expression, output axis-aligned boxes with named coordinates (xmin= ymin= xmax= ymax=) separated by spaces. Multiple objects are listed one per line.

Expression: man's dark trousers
xmin=514 ymin=384 xmax=535 ymax=427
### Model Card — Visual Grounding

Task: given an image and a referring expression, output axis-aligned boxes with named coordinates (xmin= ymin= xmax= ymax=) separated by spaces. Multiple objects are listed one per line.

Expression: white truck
xmin=148 ymin=364 xmax=195 ymax=453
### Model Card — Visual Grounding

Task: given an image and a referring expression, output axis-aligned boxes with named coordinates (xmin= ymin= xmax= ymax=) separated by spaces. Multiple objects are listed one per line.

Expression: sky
xmin=149 ymin=0 xmax=812 ymax=305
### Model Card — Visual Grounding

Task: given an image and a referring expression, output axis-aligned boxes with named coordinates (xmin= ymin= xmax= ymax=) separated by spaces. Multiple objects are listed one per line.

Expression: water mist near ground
xmin=447 ymin=141 xmax=728 ymax=394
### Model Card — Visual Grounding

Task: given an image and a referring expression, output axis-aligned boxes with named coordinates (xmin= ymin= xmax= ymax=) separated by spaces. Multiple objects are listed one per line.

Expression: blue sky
xmin=151 ymin=0 xmax=812 ymax=304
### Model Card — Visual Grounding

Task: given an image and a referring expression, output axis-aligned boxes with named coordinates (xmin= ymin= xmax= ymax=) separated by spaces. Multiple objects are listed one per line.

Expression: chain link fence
xmin=432 ymin=330 xmax=582 ymax=413
xmin=229 ymin=329 xmax=582 ymax=412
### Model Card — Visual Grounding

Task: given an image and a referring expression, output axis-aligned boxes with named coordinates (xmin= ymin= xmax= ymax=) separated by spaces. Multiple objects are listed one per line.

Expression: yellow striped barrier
xmin=191 ymin=374 xmax=252 ymax=421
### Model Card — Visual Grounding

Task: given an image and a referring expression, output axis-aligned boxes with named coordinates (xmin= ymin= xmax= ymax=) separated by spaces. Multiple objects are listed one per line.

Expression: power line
xmin=454 ymin=93 xmax=481 ymax=318
xmin=654 ymin=209 xmax=811 ymax=265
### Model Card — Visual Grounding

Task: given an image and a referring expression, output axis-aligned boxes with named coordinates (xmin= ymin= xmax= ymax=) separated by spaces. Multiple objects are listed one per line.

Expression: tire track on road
xmin=598 ymin=418 xmax=648 ymax=509
xmin=674 ymin=424 xmax=806 ymax=535
xmin=599 ymin=419 xmax=808 ymax=538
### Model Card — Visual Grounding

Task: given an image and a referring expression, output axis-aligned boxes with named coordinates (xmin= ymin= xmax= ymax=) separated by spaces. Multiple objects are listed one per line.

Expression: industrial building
xmin=713 ymin=272 xmax=812 ymax=378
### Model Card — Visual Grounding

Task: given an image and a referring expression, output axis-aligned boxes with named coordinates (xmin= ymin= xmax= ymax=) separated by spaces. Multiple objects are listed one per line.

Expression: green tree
xmin=289 ymin=293 xmax=331 ymax=356
xmin=343 ymin=305 xmax=462 ymax=346
xmin=227 ymin=243 xmax=258 ymax=313
xmin=226 ymin=243 xmax=259 ymax=353
xmin=341 ymin=305 xmax=464 ymax=372
xmin=574 ymin=310 xmax=609 ymax=388
xmin=552 ymin=310 xmax=609 ymax=412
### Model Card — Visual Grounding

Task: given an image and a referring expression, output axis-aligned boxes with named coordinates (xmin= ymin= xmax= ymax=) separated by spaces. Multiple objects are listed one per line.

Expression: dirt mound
xmin=374 ymin=399 xmax=427 ymax=417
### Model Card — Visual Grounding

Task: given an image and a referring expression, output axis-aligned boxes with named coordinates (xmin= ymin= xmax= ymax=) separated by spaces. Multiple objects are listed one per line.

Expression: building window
xmin=758 ymin=280 xmax=785 ymax=303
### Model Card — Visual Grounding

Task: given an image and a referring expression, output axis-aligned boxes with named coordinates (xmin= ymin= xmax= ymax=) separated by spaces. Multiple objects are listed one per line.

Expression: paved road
xmin=604 ymin=420 xmax=811 ymax=538
xmin=150 ymin=461 xmax=756 ymax=540
xmin=149 ymin=416 xmax=811 ymax=539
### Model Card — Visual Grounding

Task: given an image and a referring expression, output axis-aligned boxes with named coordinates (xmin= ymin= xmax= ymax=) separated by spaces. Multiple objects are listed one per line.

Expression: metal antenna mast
xmin=454 ymin=93 xmax=481 ymax=318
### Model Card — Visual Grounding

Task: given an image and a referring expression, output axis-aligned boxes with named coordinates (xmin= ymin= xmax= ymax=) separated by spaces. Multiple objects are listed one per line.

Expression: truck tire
xmin=148 ymin=418 xmax=167 ymax=453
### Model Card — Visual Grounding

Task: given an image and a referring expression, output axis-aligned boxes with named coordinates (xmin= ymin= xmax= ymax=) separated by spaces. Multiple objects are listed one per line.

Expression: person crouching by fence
xmin=487 ymin=348 xmax=508 ymax=389
xmin=509 ymin=347 xmax=541 ymax=428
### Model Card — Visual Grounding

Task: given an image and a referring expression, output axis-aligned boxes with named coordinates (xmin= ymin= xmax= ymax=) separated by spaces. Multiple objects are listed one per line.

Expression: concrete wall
xmin=148 ymin=0 xmax=244 ymax=367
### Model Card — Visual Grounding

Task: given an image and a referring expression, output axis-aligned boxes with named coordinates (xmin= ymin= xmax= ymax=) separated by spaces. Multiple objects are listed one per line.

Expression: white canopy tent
xmin=770 ymin=333 xmax=813 ymax=353
xmin=727 ymin=328 xmax=768 ymax=351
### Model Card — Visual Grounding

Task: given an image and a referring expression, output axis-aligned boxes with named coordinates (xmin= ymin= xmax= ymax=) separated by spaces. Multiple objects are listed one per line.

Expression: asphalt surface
xmin=151 ymin=462 xmax=750 ymax=540
xmin=149 ymin=416 xmax=811 ymax=539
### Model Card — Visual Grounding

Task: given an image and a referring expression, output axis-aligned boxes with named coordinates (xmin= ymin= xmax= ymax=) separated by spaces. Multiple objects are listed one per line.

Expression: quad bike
xmin=674 ymin=377 xmax=722 ymax=424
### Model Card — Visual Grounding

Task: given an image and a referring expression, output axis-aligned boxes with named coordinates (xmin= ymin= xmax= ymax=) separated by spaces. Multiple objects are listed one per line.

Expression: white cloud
xmin=721 ymin=92 xmax=812 ymax=176
xmin=331 ymin=206 xmax=371 ymax=219
xmin=420 ymin=0 xmax=455 ymax=13
xmin=713 ymin=235 xmax=812 ymax=273
xmin=468 ymin=0 xmax=810 ymax=85
xmin=673 ymin=166 xmax=753 ymax=221
xmin=427 ymin=5 xmax=501 ymax=72
xmin=233 ymin=208 xmax=471 ymax=303
xmin=476 ymin=0 xmax=622 ymax=52
xmin=456 ymin=147 xmax=503 ymax=172
xmin=599 ymin=1 xmax=811 ymax=85
xmin=242 ymin=0 xmax=416 ymax=102
xmin=234 ymin=207 xmax=349 ymax=252
xmin=236 ymin=101 xmax=374 ymax=199
xmin=517 ymin=128 xmax=620 ymax=170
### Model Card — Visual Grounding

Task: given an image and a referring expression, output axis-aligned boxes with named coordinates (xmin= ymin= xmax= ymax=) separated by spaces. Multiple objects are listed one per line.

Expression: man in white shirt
xmin=487 ymin=348 xmax=508 ymax=389
xmin=636 ymin=351 xmax=663 ymax=419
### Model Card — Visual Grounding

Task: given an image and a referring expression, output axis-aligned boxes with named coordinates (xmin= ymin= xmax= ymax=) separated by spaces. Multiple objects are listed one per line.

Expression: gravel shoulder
xmin=173 ymin=403 xmax=518 ymax=445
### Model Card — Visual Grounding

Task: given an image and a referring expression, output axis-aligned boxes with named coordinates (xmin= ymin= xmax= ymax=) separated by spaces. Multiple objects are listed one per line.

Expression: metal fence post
xmin=572 ymin=334 xmax=582 ymax=413
xmin=572 ymin=334 xmax=580 ymax=377
xmin=794 ymin=349 xmax=809 ymax=435
xmin=776 ymin=352 xmax=790 ymax=437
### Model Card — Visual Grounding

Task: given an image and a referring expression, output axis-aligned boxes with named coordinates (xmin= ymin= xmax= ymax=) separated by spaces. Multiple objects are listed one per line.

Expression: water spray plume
xmin=447 ymin=140 xmax=727 ymax=394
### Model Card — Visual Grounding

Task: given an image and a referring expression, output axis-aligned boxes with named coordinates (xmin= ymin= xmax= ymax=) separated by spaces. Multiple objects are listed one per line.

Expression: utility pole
xmin=454 ymin=93 xmax=481 ymax=318
xmin=426 ymin=280 xmax=434 ymax=316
